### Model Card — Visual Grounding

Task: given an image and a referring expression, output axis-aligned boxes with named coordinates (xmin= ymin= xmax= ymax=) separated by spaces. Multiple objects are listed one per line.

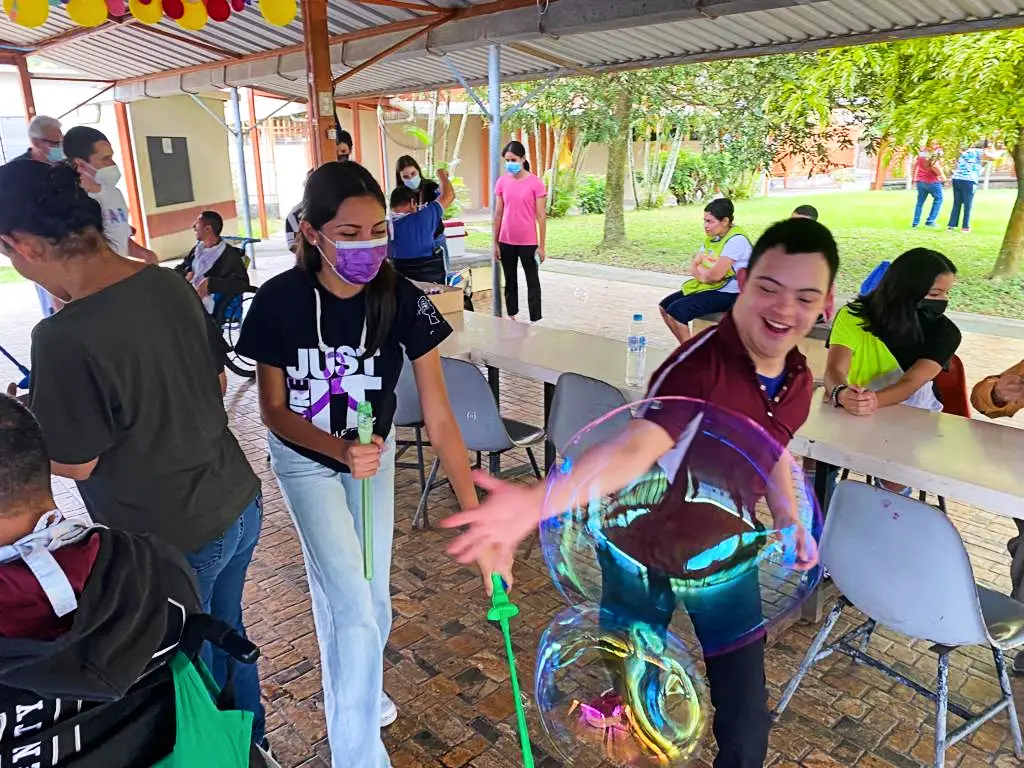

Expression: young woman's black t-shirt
xmin=236 ymin=268 xmax=452 ymax=472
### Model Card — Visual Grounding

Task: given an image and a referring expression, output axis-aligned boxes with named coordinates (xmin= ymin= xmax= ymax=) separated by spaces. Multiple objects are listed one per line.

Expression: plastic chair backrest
xmin=823 ymin=481 xmax=990 ymax=647
xmin=859 ymin=261 xmax=890 ymax=295
xmin=934 ymin=354 xmax=970 ymax=417
xmin=440 ymin=357 xmax=514 ymax=453
xmin=547 ymin=372 xmax=630 ymax=461
xmin=394 ymin=358 xmax=423 ymax=427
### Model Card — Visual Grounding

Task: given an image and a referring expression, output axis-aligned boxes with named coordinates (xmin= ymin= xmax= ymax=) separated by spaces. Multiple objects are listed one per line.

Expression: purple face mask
xmin=320 ymin=237 xmax=388 ymax=285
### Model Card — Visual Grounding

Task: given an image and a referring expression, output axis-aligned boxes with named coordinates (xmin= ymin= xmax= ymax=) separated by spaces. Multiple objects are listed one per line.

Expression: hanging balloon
xmin=5 ymin=0 xmax=48 ymax=26
xmin=259 ymin=0 xmax=294 ymax=26
xmin=228 ymin=0 xmax=242 ymax=12
xmin=162 ymin=0 xmax=183 ymax=18
xmin=105 ymin=0 xmax=124 ymax=14
xmin=128 ymin=0 xmax=160 ymax=23
xmin=207 ymin=0 xmax=229 ymax=21
xmin=175 ymin=0 xmax=205 ymax=28
xmin=66 ymin=0 xmax=108 ymax=26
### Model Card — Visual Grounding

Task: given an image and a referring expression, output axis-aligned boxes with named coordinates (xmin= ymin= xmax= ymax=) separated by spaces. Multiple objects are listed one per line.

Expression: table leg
xmin=800 ymin=459 xmax=838 ymax=624
xmin=487 ymin=365 xmax=501 ymax=475
xmin=543 ymin=382 xmax=555 ymax=473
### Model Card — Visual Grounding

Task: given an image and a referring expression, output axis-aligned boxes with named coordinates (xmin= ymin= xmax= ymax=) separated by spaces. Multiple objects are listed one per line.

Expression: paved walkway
xmin=2 ymin=247 xmax=1024 ymax=767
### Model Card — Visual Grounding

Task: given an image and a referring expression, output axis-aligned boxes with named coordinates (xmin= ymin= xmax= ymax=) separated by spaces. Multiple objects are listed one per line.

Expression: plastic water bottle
xmin=625 ymin=313 xmax=647 ymax=388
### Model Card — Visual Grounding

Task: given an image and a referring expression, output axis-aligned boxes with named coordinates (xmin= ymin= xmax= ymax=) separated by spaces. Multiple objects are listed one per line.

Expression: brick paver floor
xmin=2 ymin=246 xmax=1024 ymax=767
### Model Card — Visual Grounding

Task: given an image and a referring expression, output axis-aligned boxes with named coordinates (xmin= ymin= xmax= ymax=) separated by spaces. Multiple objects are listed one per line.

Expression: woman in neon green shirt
xmin=824 ymin=248 xmax=961 ymax=417
xmin=659 ymin=198 xmax=752 ymax=344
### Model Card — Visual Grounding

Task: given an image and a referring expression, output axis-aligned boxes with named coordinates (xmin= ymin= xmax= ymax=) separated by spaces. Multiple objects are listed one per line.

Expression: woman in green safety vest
xmin=659 ymin=198 xmax=753 ymax=344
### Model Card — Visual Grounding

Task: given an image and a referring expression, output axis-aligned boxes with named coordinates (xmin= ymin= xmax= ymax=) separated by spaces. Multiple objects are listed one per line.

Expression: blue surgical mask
xmin=403 ymin=174 xmax=421 ymax=191
xmin=505 ymin=161 xmax=522 ymax=175
xmin=48 ymin=146 xmax=65 ymax=163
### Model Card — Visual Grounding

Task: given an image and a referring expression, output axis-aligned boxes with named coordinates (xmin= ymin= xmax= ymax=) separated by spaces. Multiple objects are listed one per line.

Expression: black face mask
xmin=918 ymin=298 xmax=948 ymax=319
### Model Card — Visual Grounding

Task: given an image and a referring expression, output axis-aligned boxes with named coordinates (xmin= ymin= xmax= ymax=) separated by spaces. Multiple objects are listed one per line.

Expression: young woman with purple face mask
xmin=235 ymin=161 xmax=506 ymax=768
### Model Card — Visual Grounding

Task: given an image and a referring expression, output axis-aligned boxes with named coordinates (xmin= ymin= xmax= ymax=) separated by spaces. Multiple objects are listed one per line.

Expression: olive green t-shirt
xmin=29 ymin=266 xmax=258 ymax=553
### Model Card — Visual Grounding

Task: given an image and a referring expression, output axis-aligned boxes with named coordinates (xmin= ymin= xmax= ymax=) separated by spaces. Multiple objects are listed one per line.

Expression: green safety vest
xmin=681 ymin=226 xmax=748 ymax=296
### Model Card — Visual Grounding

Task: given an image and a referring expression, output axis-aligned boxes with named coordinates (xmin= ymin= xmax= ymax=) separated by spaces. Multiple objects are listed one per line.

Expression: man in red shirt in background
xmin=912 ymin=139 xmax=946 ymax=228
xmin=444 ymin=217 xmax=840 ymax=767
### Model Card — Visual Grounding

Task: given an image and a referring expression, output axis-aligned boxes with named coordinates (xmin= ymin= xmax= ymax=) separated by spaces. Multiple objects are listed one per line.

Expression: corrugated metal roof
xmin=5 ymin=0 xmax=1024 ymax=100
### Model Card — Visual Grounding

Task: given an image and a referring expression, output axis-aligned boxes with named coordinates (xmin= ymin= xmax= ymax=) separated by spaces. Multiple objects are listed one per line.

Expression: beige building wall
xmin=129 ymin=95 xmax=239 ymax=260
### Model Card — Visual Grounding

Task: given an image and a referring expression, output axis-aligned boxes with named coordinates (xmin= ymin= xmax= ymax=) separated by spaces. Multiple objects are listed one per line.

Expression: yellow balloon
xmin=128 ymin=0 xmax=161 ymax=24
xmin=260 ymin=0 xmax=294 ymax=27
xmin=65 ymin=0 xmax=108 ymax=26
xmin=5 ymin=0 xmax=48 ymax=28
xmin=176 ymin=0 xmax=206 ymax=29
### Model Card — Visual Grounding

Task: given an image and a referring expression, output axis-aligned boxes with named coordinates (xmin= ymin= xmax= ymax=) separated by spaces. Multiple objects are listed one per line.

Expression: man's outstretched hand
xmin=441 ymin=471 xmax=542 ymax=574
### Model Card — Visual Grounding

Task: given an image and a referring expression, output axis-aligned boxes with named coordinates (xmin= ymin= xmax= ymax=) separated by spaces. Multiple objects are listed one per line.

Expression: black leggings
xmin=498 ymin=243 xmax=542 ymax=321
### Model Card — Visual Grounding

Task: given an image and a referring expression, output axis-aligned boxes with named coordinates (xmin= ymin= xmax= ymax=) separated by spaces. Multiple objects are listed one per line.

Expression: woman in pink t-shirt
xmin=493 ymin=141 xmax=547 ymax=322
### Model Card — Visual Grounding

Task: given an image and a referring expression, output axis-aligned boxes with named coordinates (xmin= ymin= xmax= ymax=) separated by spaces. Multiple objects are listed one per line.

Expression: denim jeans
xmin=186 ymin=494 xmax=266 ymax=744
xmin=268 ymin=433 xmax=395 ymax=768
xmin=948 ymin=179 xmax=977 ymax=229
xmin=913 ymin=181 xmax=943 ymax=227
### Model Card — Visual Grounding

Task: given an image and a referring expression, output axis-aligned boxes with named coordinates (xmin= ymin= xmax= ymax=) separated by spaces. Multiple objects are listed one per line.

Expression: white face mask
xmin=88 ymin=163 xmax=121 ymax=188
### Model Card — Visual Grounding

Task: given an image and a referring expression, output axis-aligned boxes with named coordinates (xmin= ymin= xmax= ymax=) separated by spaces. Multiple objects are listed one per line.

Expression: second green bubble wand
xmin=357 ymin=401 xmax=374 ymax=581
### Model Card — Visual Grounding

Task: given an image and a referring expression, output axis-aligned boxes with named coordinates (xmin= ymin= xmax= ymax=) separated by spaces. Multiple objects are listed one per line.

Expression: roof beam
xmin=113 ymin=0 xmax=542 ymax=86
xmin=332 ymin=12 xmax=453 ymax=86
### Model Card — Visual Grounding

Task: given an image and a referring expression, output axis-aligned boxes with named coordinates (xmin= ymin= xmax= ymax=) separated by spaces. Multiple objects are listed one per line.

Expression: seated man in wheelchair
xmin=0 ymin=394 xmax=274 ymax=767
xmin=175 ymin=211 xmax=251 ymax=316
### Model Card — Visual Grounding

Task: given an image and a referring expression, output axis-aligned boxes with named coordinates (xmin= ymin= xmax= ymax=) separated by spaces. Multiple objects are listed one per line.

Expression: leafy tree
xmin=787 ymin=32 xmax=1024 ymax=276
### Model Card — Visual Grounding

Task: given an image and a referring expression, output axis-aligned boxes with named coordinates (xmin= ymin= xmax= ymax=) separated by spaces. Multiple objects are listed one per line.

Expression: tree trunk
xmin=602 ymin=86 xmax=633 ymax=248
xmin=548 ymin=124 xmax=564 ymax=214
xmin=451 ymin=109 xmax=468 ymax=169
xmin=872 ymin=137 xmax=891 ymax=191
xmin=989 ymin=130 xmax=1024 ymax=278
xmin=628 ymin=129 xmax=640 ymax=212
xmin=440 ymin=90 xmax=451 ymax=166
xmin=425 ymin=89 xmax=439 ymax=171
xmin=658 ymin=127 xmax=684 ymax=198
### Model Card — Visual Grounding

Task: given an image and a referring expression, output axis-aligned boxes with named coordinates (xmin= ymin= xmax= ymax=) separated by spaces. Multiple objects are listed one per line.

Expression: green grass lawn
xmin=0 ymin=267 xmax=22 ymax=285
xmin=467 ymin=189 xmax=1024 ymax=318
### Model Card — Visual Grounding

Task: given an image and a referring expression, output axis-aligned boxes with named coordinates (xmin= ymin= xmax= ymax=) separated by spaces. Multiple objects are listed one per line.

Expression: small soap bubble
xmin=466 ymin=411 xmax=477 ymax=422
xmin=574 ymin=288 xmax=589 ymax=303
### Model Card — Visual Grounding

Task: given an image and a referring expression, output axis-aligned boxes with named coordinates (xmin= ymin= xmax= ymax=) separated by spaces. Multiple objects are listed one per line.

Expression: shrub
xmin=577 ymin=174 xmax=607 ymax=214
xmin=544 ymin=169 xmax=577 ymax=218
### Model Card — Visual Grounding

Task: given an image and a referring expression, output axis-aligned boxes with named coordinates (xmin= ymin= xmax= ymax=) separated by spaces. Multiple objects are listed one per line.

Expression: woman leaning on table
xmin=234 ymin=160 xmax=506 ymax=768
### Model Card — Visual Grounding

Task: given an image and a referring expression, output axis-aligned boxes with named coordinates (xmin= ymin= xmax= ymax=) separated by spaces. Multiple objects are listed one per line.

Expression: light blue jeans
xmin=268 ymin=433 xmax=394 ymax=768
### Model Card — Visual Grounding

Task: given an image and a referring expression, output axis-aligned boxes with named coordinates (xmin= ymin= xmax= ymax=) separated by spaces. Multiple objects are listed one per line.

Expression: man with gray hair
xmin=3 ymin=117 xmax=65 ymax=316
xmin=11 ymin=115 xmax=64 ymax=166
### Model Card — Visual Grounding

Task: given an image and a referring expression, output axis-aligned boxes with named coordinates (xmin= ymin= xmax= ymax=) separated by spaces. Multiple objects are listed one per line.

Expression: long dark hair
xmin=0 ymin=162 xmax=106 ymax=259
xmin=848 ymin=248 xmax=956 ymax=347
xmin=298 ymin=161 xmax=396 ymax=360
xmin=501 ymin=140 xmax=531 ymax=172
xmin=395 ymin=155 xmax=426 ymax=189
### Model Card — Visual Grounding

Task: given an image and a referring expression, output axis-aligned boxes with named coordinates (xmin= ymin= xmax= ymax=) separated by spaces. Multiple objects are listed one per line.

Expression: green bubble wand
xmin=488 ymin=573 xmax=535 ymax=768
xmin=357 ymin=401 xmax=374 ymax=581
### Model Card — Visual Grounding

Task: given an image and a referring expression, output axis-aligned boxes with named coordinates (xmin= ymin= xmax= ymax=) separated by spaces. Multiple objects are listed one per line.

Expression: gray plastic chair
xmin=413 ymin=357 xmax=545 ymax=528
xmin=394 ymin=358 xmax=429 ymax=491
xmin=774 ymin=480 xmax=1024 ymax=767
xmin=546 ymin=372 xmax=630 ymax=462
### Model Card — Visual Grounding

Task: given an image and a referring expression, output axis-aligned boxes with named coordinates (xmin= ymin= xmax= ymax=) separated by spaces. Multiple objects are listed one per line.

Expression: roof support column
xmin=247 ymin=88 xmax=269 ymax=240
xmin=488 ymin=43 xmax=502 ymax=316
xmin=301 ymin=0 xmax=337 ymax=166
xmin=230 ymin=87 xmax=256 ymax=265
xmin=16 ymin=57 xmax=35 ymax=123
xmin=349 ymin=102 xmax=362 ymax=164
xmin=113 ymin=101 xmax=146 ymax=247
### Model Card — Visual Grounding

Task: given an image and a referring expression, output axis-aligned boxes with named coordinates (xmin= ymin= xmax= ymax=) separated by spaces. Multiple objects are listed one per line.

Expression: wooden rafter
xmin=332 ymin=12 xmax=452 ymax=86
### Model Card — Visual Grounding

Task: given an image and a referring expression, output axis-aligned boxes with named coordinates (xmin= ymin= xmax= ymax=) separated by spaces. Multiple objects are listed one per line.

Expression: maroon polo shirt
xmin=605 ymin=311 xmax=813 ymax=576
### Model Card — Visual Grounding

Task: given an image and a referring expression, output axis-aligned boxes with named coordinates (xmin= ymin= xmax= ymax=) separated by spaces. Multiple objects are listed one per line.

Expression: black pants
xmin=498 ymin=242 xmax=542 ymax=321
xmin=598 ymin=547 xmax=770 ymax=768
xmin=392 ymin=252 xmax=446 ymax=285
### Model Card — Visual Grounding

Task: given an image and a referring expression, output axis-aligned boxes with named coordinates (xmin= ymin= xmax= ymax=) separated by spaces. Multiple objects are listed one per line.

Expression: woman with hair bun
xmin=493 ymin=140 xmax=547 ymax=322
xmin=659 ymin=198 xmax=752 ymax=344
xmin=0 ymin=159 xmax=267 ymax=748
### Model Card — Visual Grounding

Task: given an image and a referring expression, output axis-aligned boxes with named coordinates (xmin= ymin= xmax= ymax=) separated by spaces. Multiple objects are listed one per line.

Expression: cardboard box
xmin=413 ymin=281 xmax=464 ymax=318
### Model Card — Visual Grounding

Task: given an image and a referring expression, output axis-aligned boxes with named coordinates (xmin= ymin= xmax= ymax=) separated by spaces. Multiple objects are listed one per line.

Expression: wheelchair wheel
xmin=216 ymin=288 xmax=257 ymax=379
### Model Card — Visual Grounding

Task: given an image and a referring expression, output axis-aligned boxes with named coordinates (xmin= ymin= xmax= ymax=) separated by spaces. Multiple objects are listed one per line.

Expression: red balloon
xmin=162 ymin=0 xmax=183 ymax=18
xmin=207 ymin=0 xmax=229 ymax=21
xmin=229 ymin=0 xmax=243 ymax=11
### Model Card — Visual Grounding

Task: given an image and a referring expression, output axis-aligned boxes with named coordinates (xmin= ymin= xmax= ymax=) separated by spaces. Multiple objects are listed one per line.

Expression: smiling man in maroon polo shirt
xmin=444 ymin=217 xmax=839 ymax=767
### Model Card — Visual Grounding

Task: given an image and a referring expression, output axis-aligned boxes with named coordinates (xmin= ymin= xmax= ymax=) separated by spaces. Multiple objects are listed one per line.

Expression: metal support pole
xmin=230 ymin=87 xmax=254 ymax=264
xmin=488 ymin=43 xmax=502 ymax=317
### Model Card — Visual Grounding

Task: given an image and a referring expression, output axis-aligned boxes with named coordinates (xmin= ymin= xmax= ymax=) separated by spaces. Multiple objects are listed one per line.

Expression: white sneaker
xmin=381 ymin=692 xmax=398 ymax=728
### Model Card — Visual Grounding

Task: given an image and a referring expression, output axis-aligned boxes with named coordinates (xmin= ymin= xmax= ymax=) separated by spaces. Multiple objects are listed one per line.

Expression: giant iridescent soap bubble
xmin=534 ymin=396 xmax=822 ymax=765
